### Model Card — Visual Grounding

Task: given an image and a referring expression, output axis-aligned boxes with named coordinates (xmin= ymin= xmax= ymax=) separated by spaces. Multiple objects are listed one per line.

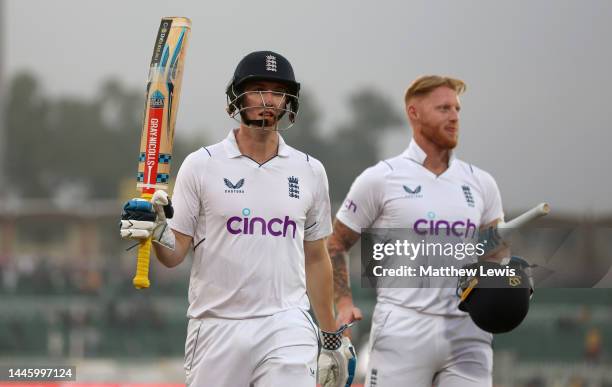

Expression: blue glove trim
xmin=124 ymin=199 xmax=153 ymax=212
xmin=345 ymin=353 xmax=356 ymax=387
xmin=121 ymin=200 xmax=156 ymax=222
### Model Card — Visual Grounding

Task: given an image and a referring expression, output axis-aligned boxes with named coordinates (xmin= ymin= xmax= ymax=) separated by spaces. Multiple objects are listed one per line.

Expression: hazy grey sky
xmin=4 ymin=0 xmax=612 ymax=214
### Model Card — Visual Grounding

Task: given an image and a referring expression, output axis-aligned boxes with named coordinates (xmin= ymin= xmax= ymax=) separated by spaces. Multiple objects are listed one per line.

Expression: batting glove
xmin=318 ymin=324 xmax=357 ymax=387
xmin=120 ymin=190 xmax=175 ymax=249
xmin=478 ymin=225 xmax=505 ymax=257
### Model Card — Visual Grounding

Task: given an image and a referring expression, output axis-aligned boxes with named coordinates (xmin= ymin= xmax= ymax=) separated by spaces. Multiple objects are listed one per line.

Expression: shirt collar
xmin=401 ymin=138 xmax=456 ymax=165
xmin=222 ymin=129 xmax=290 ymax=159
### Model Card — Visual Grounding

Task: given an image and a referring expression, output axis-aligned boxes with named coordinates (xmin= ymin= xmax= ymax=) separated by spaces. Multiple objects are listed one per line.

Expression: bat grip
xmin=133 ymin=192 xmax=153 ymax=289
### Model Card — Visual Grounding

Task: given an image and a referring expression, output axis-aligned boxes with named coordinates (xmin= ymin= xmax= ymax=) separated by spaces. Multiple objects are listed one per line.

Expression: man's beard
xmin=241 ymin=108 xmax=280 ymax=129
xmin=421 ymin=122 xmax=458 ymax=150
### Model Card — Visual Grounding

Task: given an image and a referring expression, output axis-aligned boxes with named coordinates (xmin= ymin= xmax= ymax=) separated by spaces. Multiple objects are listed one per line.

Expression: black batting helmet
xmin=226 ymin=51 xmax=300 ymax=125
xmin=457 ymin=257 xmax=534 ymax=334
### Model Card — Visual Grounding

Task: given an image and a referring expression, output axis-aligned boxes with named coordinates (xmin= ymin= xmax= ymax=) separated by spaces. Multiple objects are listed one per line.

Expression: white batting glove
xmin=120 ymin=190 xmax=175 ymax=249
xmin=318 ymin=324 xmax=357 ymax=387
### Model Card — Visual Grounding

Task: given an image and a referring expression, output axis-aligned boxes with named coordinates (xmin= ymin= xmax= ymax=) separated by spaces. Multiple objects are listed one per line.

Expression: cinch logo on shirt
xmin=344 ymin=199 xmax=357 ymax=213
xmin=226 ymin=208 xmax=297 ymax=238
xmin=413 ymin=211 xmax=477 ymax=238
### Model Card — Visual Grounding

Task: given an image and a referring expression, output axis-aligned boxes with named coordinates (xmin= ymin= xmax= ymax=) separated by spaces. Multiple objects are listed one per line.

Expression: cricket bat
xmin=497 ymin=203 xmax=550 ymax=240
xmin=133 ymin=17 xmax=191 ymax=289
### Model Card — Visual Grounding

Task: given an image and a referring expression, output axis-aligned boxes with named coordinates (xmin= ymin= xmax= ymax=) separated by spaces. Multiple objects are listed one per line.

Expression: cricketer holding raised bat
xmin=328 ymin=75 xmax=532 ymax=386
xmin=121 ymin=51 xmax=356 ymax=386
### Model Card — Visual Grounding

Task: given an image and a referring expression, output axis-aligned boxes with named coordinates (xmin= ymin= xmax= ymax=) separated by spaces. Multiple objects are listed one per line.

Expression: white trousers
xmin=365 ymin=303 xmax=493 ymax=387
xmin=184 ymin=308 xmax=319 ymax=387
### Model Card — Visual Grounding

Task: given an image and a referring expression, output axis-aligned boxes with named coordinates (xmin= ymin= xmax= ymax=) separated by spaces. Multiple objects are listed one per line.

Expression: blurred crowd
xmin=0 ymin=252 xmax=187 ymax=296
xmin=2 ymin=253 xmax=612 ymax=386
xmin=0 ymin=253 xmax=189 ymax=358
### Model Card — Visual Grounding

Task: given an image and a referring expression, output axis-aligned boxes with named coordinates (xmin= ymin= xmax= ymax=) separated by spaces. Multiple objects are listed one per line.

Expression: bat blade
xmin=133 ymin=17 xmax=191 ymax=289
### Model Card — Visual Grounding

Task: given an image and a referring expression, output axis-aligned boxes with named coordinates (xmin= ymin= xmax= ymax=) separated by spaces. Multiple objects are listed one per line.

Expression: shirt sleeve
xmin=335 ymin=164 xmax=385 ymax=233
xmin=304 ymin=160 xmax=332 ymax=241
xmin=479 ymin=170 xmax=504 ymax=225
xmin=168 ymin=152 xmax=203 ymax=238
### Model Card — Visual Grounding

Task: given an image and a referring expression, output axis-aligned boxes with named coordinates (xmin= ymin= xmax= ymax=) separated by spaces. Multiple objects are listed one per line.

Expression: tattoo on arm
xmin=331 ymin=251 xmax=351 ymax=304
xmin=327 ymin=219 xmax=360 ymax=304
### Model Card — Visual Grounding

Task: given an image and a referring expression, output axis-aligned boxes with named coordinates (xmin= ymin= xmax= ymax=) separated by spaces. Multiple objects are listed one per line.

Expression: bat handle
xmin=133 ymin=192 xmax=153 ymax=289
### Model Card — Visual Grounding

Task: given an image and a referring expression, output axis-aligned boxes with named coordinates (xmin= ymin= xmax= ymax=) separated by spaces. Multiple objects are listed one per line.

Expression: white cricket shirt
xmin=336 ymin=139 xmax=504 ymax=316
xmin=169 ymin=129 xmax=332 ymax=319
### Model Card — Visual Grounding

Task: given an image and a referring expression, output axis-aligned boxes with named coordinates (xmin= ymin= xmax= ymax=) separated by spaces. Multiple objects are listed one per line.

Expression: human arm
xmin=327 ymin=219 xmax=363 ymax=329
xmin=152 ymin=229 xmax=193 ymax=268
xmin=304 ymin=237 xmax=336 ymax=332
xmin=312 ymin=234 xmax=358 ymax=387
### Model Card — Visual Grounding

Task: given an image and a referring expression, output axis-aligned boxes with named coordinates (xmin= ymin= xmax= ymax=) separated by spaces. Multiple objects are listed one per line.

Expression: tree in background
xmin=5 ymin=73 xmax=402 ymax=203
xmin=284 ymin=88 xmax=404 ymax=204
xmin=5 ymin=73 xmax=50 ymax=196
xmin=5 ymin=72 xmax=198 ymax=200
xmin=326 ymin=90 xmax=404 ymax=202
